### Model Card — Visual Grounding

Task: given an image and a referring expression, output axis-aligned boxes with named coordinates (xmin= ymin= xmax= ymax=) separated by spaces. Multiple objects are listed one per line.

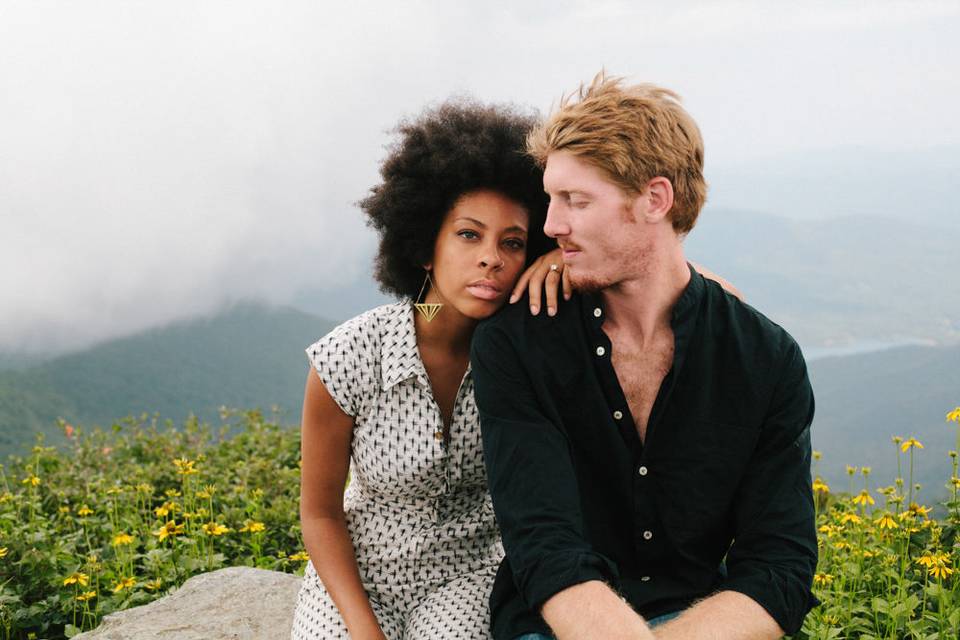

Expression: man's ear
xmin=643 ymin=177 xmax=675 ymax=223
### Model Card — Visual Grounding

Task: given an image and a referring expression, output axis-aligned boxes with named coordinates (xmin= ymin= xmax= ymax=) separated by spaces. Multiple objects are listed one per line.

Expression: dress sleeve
xmin=305 ymin=315 xmax=377 ymax=419
xmin=719 ymin=338 xmax=819 ymax=635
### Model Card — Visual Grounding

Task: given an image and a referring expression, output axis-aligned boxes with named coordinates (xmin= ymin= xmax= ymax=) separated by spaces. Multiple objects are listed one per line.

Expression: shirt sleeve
xmin=471 ymin=320 xmax=620 ymax=612
xmin=305 ymin=315 xmax=376 ymax=419
xmin=719 ymin=338 xmax=819 ymax=635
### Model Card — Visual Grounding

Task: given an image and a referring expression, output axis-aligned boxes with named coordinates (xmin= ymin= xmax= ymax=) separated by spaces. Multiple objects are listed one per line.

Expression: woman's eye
xmin=504 ymin=238 xmax=526 ymax=250
xmin=458 ymin=230 xmax=479 ymax=240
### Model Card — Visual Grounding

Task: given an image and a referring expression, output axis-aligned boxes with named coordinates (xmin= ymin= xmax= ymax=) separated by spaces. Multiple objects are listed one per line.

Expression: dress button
xmin=595 ymin=346 xmax=606 ymax=357
xmin=643 ymin=530 xmax=653 ymax=540
xmin=638 ymin=466 xmax=648 ymax=476
xmin=613 ymin=410 xmax=623 ymax=420
xmin=593 ymin=307 xmax=602 ymax=317
xmin=640 ymin=576 xmax=651 ymax=582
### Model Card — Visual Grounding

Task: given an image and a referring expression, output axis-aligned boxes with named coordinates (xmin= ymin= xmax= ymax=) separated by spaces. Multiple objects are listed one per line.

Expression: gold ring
xmin=549 ymin=264 xmax=559 ymax=272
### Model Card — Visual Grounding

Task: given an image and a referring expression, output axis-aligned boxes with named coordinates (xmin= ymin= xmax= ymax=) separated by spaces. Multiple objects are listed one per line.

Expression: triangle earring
xmin=414 ymin=271 xmax=444 ymax=322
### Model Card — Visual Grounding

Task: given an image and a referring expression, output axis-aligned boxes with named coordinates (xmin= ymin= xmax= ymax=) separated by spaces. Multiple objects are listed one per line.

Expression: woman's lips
xmin=466 ymin=283 xmax=502 ymax=301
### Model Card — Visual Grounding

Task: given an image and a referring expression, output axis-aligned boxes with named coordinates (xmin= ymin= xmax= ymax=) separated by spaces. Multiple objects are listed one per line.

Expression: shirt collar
xmin=380 ymin=302 xmax=431 ymax=389
xmin=580 ymin=262 xmax=705 ymax=334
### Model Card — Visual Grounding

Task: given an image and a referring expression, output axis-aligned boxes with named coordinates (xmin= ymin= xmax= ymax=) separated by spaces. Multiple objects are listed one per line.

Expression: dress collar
xmin=380 ymin=302 xmax=430 ymax=389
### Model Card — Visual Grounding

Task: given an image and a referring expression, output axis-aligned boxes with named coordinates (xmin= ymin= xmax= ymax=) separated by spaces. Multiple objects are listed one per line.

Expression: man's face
xmin=542 ymin=151 xmax=652 ymax=293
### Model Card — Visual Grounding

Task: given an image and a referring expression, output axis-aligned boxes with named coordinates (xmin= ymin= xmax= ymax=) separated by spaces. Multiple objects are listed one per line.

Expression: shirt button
xmin=596 ymin=346 xmax=606 ymax=357
xmin=641 ymin=576 xmax=651 ymax=582
xmin=434 ymin=431 xmax=443 ymax=441
xmin=643 ymin=530 xmax=653 ymax=540
xmin=593 ymin=307 xmax=602 ymax=317
xmin=613 ymin=410 xmax=623 ymax=420
xmin=638 ymin=466 xmax=648 ymax=476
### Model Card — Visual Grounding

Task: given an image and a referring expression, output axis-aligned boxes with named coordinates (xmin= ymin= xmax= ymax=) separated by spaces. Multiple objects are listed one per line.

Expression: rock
xmin=76 ymin=566 xmax=302 ymax=640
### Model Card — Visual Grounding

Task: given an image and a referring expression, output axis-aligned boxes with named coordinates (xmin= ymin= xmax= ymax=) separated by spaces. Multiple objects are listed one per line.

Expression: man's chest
xmin=609 ymin=333 xmax=674 ymax=442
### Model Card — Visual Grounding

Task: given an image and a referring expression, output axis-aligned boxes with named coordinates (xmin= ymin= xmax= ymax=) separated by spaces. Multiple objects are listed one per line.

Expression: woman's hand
xmin=510 ymin=247 xmax=570 ymax=316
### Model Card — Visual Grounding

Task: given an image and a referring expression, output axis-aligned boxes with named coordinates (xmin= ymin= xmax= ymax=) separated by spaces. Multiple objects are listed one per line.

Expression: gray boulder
xmin=76 ymin=567 xmax=302 ymax=640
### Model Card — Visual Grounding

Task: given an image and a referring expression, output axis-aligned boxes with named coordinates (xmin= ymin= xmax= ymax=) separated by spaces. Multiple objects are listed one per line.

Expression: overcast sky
xmin=2 ymin=0 xmax=958 ymax=354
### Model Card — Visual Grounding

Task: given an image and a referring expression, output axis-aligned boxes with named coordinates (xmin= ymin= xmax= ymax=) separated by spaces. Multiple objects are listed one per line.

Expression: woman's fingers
xmin=562 ymin=267 xmax=572 ymax=301
xmin=544 ymin=269 xmax=561 ymax=316
xmin=527 ymin=263 xmax=545 ymax=314
xmin=510 ymin=258 xmax=538 ymax=303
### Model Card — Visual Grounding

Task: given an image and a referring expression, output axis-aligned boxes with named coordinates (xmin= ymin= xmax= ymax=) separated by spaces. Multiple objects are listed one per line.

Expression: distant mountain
xmin=808 ymin=343 xmax=960 ymax=501
xmin=685 ymin=209 xmax=960 ymax=347
xmin=708 ymin=146 xmax=960 ymax=230
xmin=0 ymin=302 xmax=335 ymax=457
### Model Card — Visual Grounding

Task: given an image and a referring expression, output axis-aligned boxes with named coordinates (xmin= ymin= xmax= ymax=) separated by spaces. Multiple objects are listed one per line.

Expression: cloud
xmin=1 ymin=0 xmax=958 ymax=353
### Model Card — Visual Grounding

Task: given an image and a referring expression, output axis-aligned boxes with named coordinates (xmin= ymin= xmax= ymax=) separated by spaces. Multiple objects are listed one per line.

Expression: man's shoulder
xmin=700 ymin=278 xmax=803 ymax=366
xmin=477 ymin=292 xmax=582 ymax=341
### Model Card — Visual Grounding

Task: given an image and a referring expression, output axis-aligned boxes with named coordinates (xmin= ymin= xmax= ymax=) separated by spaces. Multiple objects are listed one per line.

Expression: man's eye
xmin=571 ymin=200 xmax=589 ymax=209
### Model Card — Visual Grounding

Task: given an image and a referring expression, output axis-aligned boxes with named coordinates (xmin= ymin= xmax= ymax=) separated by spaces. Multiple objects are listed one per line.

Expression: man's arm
xmin=653 ymin=591 xmax=782 ymax=639
xmin=471 ymin=320 xmax=651 ymax=639
xmin=695 ymin=339 xmax=818 ymax=638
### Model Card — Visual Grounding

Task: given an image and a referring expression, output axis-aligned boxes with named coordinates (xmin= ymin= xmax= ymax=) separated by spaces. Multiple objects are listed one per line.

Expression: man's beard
xmin=568 ymin=268 xmax=615 ymax=294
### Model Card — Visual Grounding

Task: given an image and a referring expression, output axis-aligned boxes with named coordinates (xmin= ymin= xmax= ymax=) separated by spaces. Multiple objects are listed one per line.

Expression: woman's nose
xmin=479 ymin=245 xmax=504 ymax=269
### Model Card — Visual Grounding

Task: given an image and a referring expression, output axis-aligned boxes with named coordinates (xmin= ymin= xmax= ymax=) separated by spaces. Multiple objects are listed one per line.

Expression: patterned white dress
xmin=291 ymin=302 xmax=502 ymax=639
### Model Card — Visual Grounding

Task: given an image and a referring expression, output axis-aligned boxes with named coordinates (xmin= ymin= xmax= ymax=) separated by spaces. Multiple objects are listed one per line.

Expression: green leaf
xmin=64 ymin=623 xmax=81 ymax=638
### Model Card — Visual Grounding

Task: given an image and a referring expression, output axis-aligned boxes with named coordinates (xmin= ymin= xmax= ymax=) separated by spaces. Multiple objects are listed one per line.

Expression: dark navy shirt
xmin=471 ymin=266 xmax=818 ymax=638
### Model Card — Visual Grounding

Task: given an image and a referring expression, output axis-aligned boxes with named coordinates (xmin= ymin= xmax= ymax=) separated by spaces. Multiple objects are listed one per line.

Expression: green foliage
xmin=0 ymin=409 xmax=305 ymax=640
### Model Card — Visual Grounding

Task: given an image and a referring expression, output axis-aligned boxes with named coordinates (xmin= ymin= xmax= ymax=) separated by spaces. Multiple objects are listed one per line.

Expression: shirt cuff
xmin=721 ymin=566 xmax=819 ymax=635
xmin=514 ymin=549 xmax=621 ymax=612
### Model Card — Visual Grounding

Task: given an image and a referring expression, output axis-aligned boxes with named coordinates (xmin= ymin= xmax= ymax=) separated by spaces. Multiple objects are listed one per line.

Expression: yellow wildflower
xmin=901 ymin=437 xmax=924 ymax=452
xmin=861 ymin=550 xmax=875 ymax=559
xmin=812 ymin=450 xmax=822 ymax=461
xmin=135 ymin=483 xmax=154 ymax=493
xmin=907 ymin=503 xmax=932 ymax=519
xmin=111 ymin=577 xmax=136 ymax=593
xmin=173 ymin=458 xmax=199 ymax=476
xmin=154 ymin=501 xmax=177 ymax=518
xmin=196 ymin=485 xmax=217 ymax=499
xmin=892 ymin=436 xmax=903 ymax=445
xmin=833 ymin=541 xmax=852 ymax=551
xmin=0 ymin=547 xmax=7 ymax=558
xmin=946 ymin=407 xmax=960 ymax=422
xmin=813 ymin=573 xmax=834 ymax=585
xmin=289 ymin=551 xmax=310 ymax=562
xmin=21 ymin=475 xmax=40 ymax=487
xmin=58 ymin=506 xmax=70 ymax=514
xmin=240 ymin=520 xmax=266 ymax=533
xmin=846 ymin=465 xmax=857 ymax=476
xmin=952 ymin=477 xmax=960 ymax=489
xmin=76 ymin=590 xmax=97 ymax=602
xmin=112 ymin=533 xmax=134 ymax=546
xmin=63 ymin=572 xmax=90 ymax=587
xmin=164 ymin=489 xmax=181 ymax=498
xmin=852 ymin=490 xmax=875 ymax=506
xmin=812 ymin=477 xmax=830 ymax=494
xmin=145 ymin=578 xmax=163 ymax=591
xmin=77 ymin=505 xmax=93 ymax=517
xmin=861 ymin=466 xmax=871 ymax=476
xmin=818 ymin=524 xmax=835 ymax=536
xmin=106 ymin=487 xmax=123 ymax=495
xmin=153 ymin=521 xmax=185 ymax=542
xmin=875 ymin=513 xmax=898 ymax=529
xmin=201 ymin=522 xmax=231 ymax=536
xmin=840 ymin=513 xmax=862 ymax=525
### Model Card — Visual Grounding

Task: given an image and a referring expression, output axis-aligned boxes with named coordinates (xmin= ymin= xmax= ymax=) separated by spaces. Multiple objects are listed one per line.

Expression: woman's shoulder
xmin=307 ymin=301 xmax=411 ymax=364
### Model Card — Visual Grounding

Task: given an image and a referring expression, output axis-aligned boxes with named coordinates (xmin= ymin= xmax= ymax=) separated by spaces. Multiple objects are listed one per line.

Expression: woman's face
xmin=425 ymin=189 xmax=530 ymax=321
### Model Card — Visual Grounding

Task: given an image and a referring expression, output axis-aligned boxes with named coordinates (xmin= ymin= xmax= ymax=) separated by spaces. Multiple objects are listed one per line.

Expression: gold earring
xmin=414 ymin=271 xmax=443 ymax=322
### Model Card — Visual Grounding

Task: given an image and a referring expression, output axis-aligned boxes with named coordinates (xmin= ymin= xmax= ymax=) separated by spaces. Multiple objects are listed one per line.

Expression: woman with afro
xmin=291 ymin=99 xmax=567 ymax=640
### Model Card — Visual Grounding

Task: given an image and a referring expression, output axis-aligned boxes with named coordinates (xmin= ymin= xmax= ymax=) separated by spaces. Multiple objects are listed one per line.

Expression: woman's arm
xmin=300 ymin=370 xmax=386 ymax=640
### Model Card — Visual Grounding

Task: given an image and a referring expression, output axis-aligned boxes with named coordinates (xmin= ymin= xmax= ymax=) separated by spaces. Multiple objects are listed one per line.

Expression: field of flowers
xmin=0 ymin=409 xmax=306 ymax=639
xmin=0 ymin=406 xmax=958 ymax=639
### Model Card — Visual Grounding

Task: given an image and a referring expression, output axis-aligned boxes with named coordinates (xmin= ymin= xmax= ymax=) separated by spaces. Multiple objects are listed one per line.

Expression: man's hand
xmin=541 ymin=581 xmax=655 ymax=640
xmin=653 ymin=591 xmax=783 ymax=640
